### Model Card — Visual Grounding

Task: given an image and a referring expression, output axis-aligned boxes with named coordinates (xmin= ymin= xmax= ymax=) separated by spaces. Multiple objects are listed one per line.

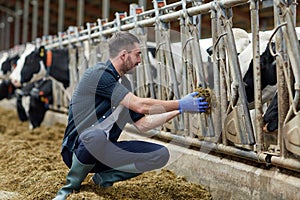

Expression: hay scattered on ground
xmin=0 ymin=107 xmax=212 ymax=200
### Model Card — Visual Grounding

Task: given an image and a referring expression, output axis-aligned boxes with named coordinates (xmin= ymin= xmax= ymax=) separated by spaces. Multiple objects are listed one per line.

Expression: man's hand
xmin=178 ymin=92 xmax=208 ymax=113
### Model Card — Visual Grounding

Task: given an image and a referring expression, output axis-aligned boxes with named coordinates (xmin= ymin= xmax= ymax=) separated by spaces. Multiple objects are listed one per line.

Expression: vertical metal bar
xmin=32 ymin=0 xmax=38 ymax=41
xmin=43 ymin=0 xmax=50 ymax=36
xmin=22 ymin=0 xmax=29 ymax=44
xmin=211 ymin=6 xmax=226 ymax=145
xmin=58 ymin=0 xmax=65 ymax=32
xmin=14 ymin=1 xmax=21 ymax=45
xmin=77 ymin=0 xmax=84 ymax=27
xmin=0 ymin=17 xmax=4 ymax=50
xmin=195 ymin=0 xmax=202 ymax=39
xmin=102 ymin=0 xmax=110 ymax=19
xmin=138 ymin=0 xmax=147 ymax=10
xmin=250 ymin=0 xmax=263 ymax=152
xmin=5 ymin=14 xmax=11 ymax=49
xmin=273 ymin=2 xmax=287 ymax=157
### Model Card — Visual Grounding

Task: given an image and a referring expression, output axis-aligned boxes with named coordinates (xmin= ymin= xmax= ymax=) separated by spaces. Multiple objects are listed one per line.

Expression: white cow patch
xmin=31 ymin=60 xmax=47 ymax=83
xmin=0 ymin=52 xmax=9 ymax=78
xmin=238 ymin=31 xmax=273 ymax=78
xmin=10 ymin=43 xmax=36 ymax=87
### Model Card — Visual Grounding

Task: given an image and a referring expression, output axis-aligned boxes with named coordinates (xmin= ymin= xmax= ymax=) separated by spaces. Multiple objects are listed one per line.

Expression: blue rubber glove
xmin=178 ymin=92 xmax=208 ymax=113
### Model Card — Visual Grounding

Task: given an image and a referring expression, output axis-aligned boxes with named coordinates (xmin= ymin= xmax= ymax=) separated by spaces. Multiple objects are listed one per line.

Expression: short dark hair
xmin=108 ymin=31 xmax=140 ymax=58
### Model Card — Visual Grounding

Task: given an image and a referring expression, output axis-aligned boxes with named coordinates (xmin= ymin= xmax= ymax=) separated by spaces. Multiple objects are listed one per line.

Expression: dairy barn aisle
xmin=0 ymin=100 xmax=212 ymax=200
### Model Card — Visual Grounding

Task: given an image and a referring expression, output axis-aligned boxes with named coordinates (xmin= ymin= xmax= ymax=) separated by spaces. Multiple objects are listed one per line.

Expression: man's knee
xmin=156 ymin=146 xmax=170 ymax=168
xmin=137 ymin=145 xmax=170 ymax=172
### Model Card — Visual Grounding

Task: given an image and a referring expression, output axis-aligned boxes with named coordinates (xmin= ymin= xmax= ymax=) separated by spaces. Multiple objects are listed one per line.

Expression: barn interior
xmin=0 ymin=0 xmax=299 ymax=51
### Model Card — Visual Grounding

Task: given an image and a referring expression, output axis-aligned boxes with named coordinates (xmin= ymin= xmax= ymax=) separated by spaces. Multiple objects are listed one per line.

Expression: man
xmin=53 ymin=31 xmax=208 ymax=199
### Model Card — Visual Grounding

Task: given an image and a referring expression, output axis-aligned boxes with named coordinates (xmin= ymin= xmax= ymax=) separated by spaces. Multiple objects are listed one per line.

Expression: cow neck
xmin=45 ymin=50 xmax=52 ymax=76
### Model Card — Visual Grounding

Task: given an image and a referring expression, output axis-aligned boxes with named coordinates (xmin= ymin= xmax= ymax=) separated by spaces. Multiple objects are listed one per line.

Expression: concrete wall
xmin=120 ymin=131 xmax=300 ymax=200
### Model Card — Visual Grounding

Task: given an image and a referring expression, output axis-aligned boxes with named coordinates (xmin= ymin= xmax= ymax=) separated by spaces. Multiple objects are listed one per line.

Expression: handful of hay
xmin=193 ymin=86 xmax=216 ymax=114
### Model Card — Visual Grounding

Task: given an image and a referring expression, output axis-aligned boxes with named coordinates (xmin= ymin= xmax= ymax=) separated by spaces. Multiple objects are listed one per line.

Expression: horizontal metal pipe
xmin=270 ymin=156 xmax=300 ymax=173
xmin=124 ymin=125 xmax=262 ymax=162
xmin=45 ymin=0 xmax=249 ymax=49
xmin=124 ymin=125 xmax=300 ymax=173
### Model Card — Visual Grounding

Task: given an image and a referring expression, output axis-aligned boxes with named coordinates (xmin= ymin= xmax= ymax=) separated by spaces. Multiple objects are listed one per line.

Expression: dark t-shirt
xmin=61 ymin=60 xmax=144 ymax=152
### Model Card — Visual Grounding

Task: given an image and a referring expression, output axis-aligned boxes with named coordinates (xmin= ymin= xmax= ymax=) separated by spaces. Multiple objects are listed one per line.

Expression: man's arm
xmin=133 ymin=110 xmax=180 ymax=133
xmin=120 ymin=92 xmax=179 ymax=115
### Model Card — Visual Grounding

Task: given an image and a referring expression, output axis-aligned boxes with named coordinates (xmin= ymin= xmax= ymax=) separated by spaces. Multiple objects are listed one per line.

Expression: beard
xmin=125 ymin=57 xmax=137 ymax=74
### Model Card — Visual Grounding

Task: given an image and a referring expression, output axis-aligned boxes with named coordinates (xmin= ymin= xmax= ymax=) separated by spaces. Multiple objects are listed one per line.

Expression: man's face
xmin=124 ymin=43 xmax=142 ymax=74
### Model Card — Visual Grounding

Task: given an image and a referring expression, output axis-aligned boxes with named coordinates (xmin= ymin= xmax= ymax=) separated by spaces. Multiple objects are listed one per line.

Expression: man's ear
xmin=120 ymin=50 xmax=127 ymax=60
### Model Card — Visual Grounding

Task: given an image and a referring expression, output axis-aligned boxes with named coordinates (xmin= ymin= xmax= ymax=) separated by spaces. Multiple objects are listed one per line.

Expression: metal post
xmin=273 ymin=1 xmax=287 ymax=157
xmin=31 ymin=0 xmax=38 ymax=41
xmin=58 ymin=0 xmax=65 ymax=32
xmin=138 ymin=0 xmax=147 ymax=10
xmin=43 ymin=0 xmax=50 ymax=36
xmin=211 ymin=6 xmax=222 ymax=143
xmin=14 ymin=1 xmax=21 ymax=45
xmin=0 ymin=17 xmax=5 ymax=50
xmin=77 ymin=0 xmax=84 ymax=27
xmin=22 ymin=0 xmax=29 ymax=44
xmin=250 ymin=0 xmax=263 ymax=152
xmin=5 ymin=15 xmax=11 ymax=49
xmin=102 ymin=0 xmax=110 ymax=19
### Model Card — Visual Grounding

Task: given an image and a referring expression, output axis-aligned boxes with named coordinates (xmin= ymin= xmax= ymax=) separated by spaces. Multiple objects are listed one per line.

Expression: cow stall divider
xmin=2 ymin=0 xmax=300 ymax=173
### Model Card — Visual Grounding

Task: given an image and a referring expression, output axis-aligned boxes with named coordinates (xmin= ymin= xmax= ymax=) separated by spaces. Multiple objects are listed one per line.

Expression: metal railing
xmin=1 ymin=0 xmax=300 ymax=173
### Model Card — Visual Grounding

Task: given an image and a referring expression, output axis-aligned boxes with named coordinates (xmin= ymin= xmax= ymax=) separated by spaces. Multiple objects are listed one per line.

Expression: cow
xmin=9 ymin=43 xmax=70 ymax=128
xmin=206 ymin=30 xmax=277 ymax=106
xmin=238 ymin=31 xmax=277 ymax=107
xmin=0 ymin=54 xmax=19 ymax=78
xmin=206 ymin=27 xmax=251 ymax=56
xmin=15 ymin=82 xmax=35 ymax=122
xmin=146 ymin=39 xmax=212 ymax=95
xmin=14 ymin=79 xmax=53 ymax=128
xmin=28 ymin=79 xmax=53 ymax=128
xmin=0 ymin=52 xmax=20 ymax=100
xmin=10 ymin=44 xmax=70 ymax=88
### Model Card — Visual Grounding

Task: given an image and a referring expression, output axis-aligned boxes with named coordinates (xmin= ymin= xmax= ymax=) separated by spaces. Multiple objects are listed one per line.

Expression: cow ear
xmin=39 ymin=46 xmax=46 ymax=58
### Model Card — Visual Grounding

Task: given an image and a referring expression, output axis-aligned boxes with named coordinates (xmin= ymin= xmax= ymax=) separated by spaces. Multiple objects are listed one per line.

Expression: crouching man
xmin=53 ymin=31 xmax=208 ymax=199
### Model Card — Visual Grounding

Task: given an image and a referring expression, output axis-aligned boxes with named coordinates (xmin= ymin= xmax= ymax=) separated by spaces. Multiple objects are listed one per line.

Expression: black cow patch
xmin=28 ymin=79 xmax=53 ymax=128
xmin=263 ymin=93 xmax=278 ymax=132
xmin=243 ymin=42 xmax=276 ymax=103
xmin=0 ymin=80 xmax=15 ymax=100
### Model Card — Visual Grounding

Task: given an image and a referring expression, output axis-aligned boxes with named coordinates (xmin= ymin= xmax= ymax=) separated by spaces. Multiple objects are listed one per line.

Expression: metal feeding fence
xmin=2 ymin=0 xmax=300 ymax=173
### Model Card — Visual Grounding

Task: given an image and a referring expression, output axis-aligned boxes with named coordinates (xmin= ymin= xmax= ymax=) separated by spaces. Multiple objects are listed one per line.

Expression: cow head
xmin=10 ymin=44 xmax=70 ymax=89
xmin=10 ymin=44 xmax=47 ymax=87
xmin=242 ymin=41 xmax=276 ymax=103
xmin=263 ymin=92 xmax=278 ymax=132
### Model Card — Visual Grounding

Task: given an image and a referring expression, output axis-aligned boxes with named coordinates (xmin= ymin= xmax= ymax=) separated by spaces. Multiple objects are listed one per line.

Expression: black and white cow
xmin=9 ymin=43 xmax=70 ymax=128
xmin=238 ymin=31 xmax=277 ymax=106
xmin=28 ymin=79 xmax=53 ymax=128
xmin=0 ymin=52 xmax=20 ymax=100
xmin=14 ymin=79 xmax=53 ymax=128
xmin=10 ymin=44 xmax=70 ymax=88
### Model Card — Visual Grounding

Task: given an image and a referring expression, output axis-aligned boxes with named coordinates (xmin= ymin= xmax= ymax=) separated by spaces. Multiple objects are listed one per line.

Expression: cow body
xmin=10 ymin=45 xmax=70 ymax=88
xmin=9 ymin=44 xmax=70 ymax=128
